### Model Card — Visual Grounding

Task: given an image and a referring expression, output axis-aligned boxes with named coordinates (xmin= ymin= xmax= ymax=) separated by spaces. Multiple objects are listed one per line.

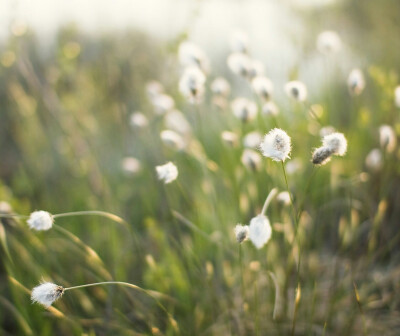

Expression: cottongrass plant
xmin=156 ymin=162 xmax=179 ymax=184
xmin=347 ymin=68 xmax=366 ymax=95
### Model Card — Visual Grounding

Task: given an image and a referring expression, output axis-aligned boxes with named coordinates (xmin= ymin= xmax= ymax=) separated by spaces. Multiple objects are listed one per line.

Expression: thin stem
xmin=0 ymin=214 xmax=28 ymax=219
xmin=53 ymin=211 xmax=129 ymax=228
xmin=280 ymin=162 xmax=298 ymax=231
xmin=260 ymin=188 xmax=278 ymax=216
xmin=65 ymin=281 xmax=178 ymax=332
xmin=304 ymin=102 xmax=322 ymax=126
xmin=254 ymin=278 xmax=260 ymax=336
xmin=239 ymin=245 xmax=245 ymax=310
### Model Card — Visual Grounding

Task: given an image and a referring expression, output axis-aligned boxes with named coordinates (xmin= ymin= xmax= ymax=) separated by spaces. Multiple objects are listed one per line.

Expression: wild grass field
xmin=1 ymin=1 xmax=400 ymax=335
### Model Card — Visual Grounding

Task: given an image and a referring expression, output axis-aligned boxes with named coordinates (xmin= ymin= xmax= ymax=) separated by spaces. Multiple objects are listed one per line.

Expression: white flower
xmin=227 ymin=52 xmax=252 ymax=77
xmin=160 ymin=130 xmax=185 ymax=151
xmin=379 ymin=125 xmax=397 ymax=153
xmin=31 ymin=282 xmax=64 ymax=307
xmin=249 ymin=215 xmax=272 ymax=249
xmin=262 ymin=101 xmax=279 ymax=116
xmin=241 ymin=149 xmax=262 ymax=171
xmin=316 ymin=31 xmax=342 ymax=54
xmin=312 ymin=146 xmax=333 ymax=165
xmin=121 ymin=157 xmax=141 ymax=175
xmin=221 ymin=131 xmax=239 ymax=147
xmin=230 ymin=31 xmax=249 ymax=53
xmin=178 ymin=41 xmax=209 ymax=72
xmin=347 ymin=69 xmax=365 ymax=96
xmin=322 ymin=132 xmax=347 ymax=156
xmin=248 ymin=59 xmax=265 ymax=78
xmin=284 ymin=81 xmax=308 ymax=102
xmin=164 ymin=110 xmax=192 ymax=135
xmin=156 ymin=162 xmax=178 ymax=184
xmin=151 ymin=94 xmax=175 ymax=115
xmin=252 ymin=76 xmax=274 ymax=101
xmin=365 ymin=148 xmax=383 ymax=172
xmin=211 ymin=77 xmax=231 ymax=97
xmin=277 ymin=191 xmax=291 ymax=206
xmin=260 ymin=128 xmax=291 ymax=162
xmin=243 ymin=131 xmax=263 ymax=149
xmin=27 ymin=211 xmax=53 ymax=231
xmin=231 ymin=97 xmax=257 ymax=122
xmin=395 ymin=86 xmax=400 ymax=108
xmin=179 ymin=66 xmax=206 ymax=103
xmin=234 ymin=224 xmax=249 ymax=243
xmin=130 ymin=112 xmax=148 ymax=129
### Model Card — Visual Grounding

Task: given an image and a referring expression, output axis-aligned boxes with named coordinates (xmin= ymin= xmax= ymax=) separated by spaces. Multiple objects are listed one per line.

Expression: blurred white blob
xmin=151 ymin=94 xmax=175 ymax=115
xmin=249 ymin=215 xmax=272 ymax=249
xmin=234 ymin=224 xmax=249 ymax=243
xmin=248 ymin=59 xmax=265 ymax=78
xmin=347 ymin=69 xmax=365 ymax=96
xmin=241 ymin=149 xmax=262 ymax=171
xmin=0 ymin=201 xmax=12 ymax=213
xmin=231 ymin=97 xmax=257 ymax=122
xmin=227 ymin=52 xmax=252 ymax=77
xmin=260 ymin=128 xmax=291 ymax=162
xmin=121 ymin=157 xmax=141 ymax=175
xmin=277 ymin=191 xmax=291 ymax=206
xmin=179 ymin=66 xmax=206 ymax=104
xmin=146 ymin=80 xmax=164 ymax=99
xmin=284 ymin=81 xmax=308 ymax=102
xmin=316 ymin=31 xmax=342 ymax=54
xmin=164 ymin=110 xmax=192 ymax=135
xmin=221 ymin=131 xmax=239 ymax=147
xmin=262 ymin=101 xmax=279 ymax=116
xmin=312 ymin=146 xmax=333 ymax=165
xmin=230 ymin=31 xmax=249 ymax=54
xmin=252 ymin=76 xmax=274 ymax=101
xmin=160 ymin=130 xmax=185 ymax=151
xmin=27 ymin=211 xmax=53 ymax=231
xmin=243 ymin=131 xmax=262 ymax=148
xmin=395 ymin=86 xmax=400 ymax=108
xmin=156 ymin=162 xmax=178 ymax=184
xmin=379 ymin=125 xmax=397 ymax=153
xmin=178 ymin=41 xmax=210 ymax=73
xmin=130 ymin=112 xmax=148 ymax=129
xmin=365 ymin=148 xmax=383 ymax=172
xmin=322 ymin=132 xmax=347 ymax=156
xmin=31 ymin=282 xmax=64 ymax=307
xmin=211 ymin=77 xmax=231 ymax=97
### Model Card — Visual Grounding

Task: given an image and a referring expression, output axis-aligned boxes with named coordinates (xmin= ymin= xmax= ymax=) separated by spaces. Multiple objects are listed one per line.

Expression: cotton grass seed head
xmin=178 ymin=41 xmax=209 ymax=72
xmin=146 ymin=80 xmax=164 ymax=99
xmin=160 ymin=130 xmax=185 ymax=151
xmin=234 ymin=224 xmax=249 ymax=243
xmin=322 ymin=132 xmax=347 ymax=156
xmin=262 ymin=101 xmax=279 ymax=116
xmin=252 ymin=76 xmax=274 ymax=101
xmin=211 ymin=77 xmax=231 ymax=97
xmin=347 ymin=69 xmax=365 ymax=96
xmin=260 ymin=128 xmax=291 ymax=162
xmin=379 ymin=125 xmax=397 ymax=153
xmin=31 ymin=282 xmax=64 ymax=307
xmin=121 ymin=157 xmax=141 ymax=175
xmin=277 ymin=191 xmax=291 ymax=206
xmin=243 ymin=131 xmax=262 ymax=149
xmin=249 ymin=215 xmax=272 ymax=249
xmin=164 ymin=110 xmax=192 ymax=135
xmin=179 ymin=66 xmax=206 ymax=104
xmin=366 ymin=148 xmax=383 ymax=172
xmin=221 ymin=131 xmax=239 ymax=147
xmin=156 ymin=162 xmax=178 ymax=184
xmin=241 ymin=149 xmax=262 ymax=171
xmin=130 ymin=112 xmax=148 ymax=129
xmin=248 ymin=59 xmax=265 ymax=79
xmin=312 ymin=146 xmax=333 ymax=165
xmin=227 ymin=52 xmax=252 ymax=77
xmin=27 ymin=211 xmax=53 ymax=231
xmin=231 ymin=97 xmax=257 ymax=122
xmin=151 ymin=94 xmax=175 ymax=115
xmin=284 ymin=81 xmax=307 ymax=102
xmin=316 ymin=31 xmax=342 ymax=55
xmin=395 ymin=86 xmax=400 ymax=108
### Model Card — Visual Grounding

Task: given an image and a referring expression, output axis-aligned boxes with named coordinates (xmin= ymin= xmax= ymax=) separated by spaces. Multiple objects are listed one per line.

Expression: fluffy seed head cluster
xmin=156 ymin=162 xmax=178 ymax=184
xmin=221 ymin=131 xmax=239 ymax=147
xmin=211 ymin=77 xmax=231 ymax=97
xmin=231 ymin=98 xmax=257 ymax=122
xmin=31 ymin=282 xmax=64 ymax=307
xmin=249 ymin=215 xmax=272 ymax=249
xmin=316 ymin=31 xmax=342 ymax=54
xmin=395 ymin=86 xmax=400 ymax=108
xmin=252 ymin=76 xmax=274 ymax=101
xmin=322 ymin=132 xmax=348 ymax=156
xmin=284 ymin=81 xmax=307 ymax=102
xmin=234 ymin=224 xmax=249 ymax=243
xmin=178 ymin=41 xmax=209 ymax=73
xmin=121 ymin=157 xmax=141 ymax=175
xmin=179 ymin=66 xmax=206 ymax=104
xmin=260 ymin=128 xmax=291 ymax=162
xmin=241 ymin=149 xmax=262 ymax=171
xmin=379 ymin=125 xmax=397 ymax=153
xmin=262 ymin=101 xmax=279 ymax=116
xmin=160 ymin=130 xmax=185 ymax=151
xmin=27 ymin=211 xmax=53 ymax=231
xmin=347 ymin=69 xmax=365 ymax=96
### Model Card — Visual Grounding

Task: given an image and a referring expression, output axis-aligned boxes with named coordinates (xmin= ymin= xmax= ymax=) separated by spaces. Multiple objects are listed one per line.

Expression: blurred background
xmin=1 ymin=0 xmax=400 ymax=335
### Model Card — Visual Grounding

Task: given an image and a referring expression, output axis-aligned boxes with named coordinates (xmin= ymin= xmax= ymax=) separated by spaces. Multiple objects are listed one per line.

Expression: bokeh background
xmin=1 ymin=0 xmax=400 ymax=335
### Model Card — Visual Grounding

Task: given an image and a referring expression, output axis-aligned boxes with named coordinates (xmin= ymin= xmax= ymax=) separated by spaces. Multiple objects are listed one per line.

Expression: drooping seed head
xmin=234 ymin=224 xmax=249 ymax=243
xmin=249 ymin=215 xmax=272 ymax=249
xmin=31 ymin=282 xmax=64 ymax=308
xmin=322 ymin=132 xmax=347 ymax=156
xmin=312 ymin=146 xmax=333 ymax=165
